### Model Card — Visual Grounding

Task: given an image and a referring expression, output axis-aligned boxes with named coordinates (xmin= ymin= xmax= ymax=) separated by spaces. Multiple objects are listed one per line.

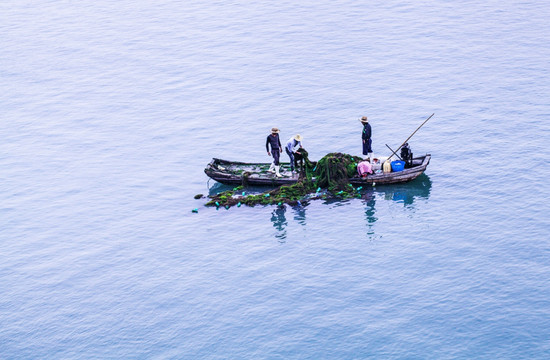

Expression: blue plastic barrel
xmin=391 ymin=160 xmax=405 ymax=172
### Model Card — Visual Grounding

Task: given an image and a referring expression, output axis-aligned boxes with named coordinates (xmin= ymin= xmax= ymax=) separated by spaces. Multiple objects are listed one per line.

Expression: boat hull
xmin=205 ymin=155 xmax=431 ymax=186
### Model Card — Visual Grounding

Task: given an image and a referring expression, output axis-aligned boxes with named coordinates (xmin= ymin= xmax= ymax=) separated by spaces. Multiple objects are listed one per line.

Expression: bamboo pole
xmin=385 ymin=113 xmax=434 ymax=163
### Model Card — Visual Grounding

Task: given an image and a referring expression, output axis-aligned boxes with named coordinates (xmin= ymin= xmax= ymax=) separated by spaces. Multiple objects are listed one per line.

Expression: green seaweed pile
xmin=205 ymin=150 xmax=366 ymax=209
xmin=313 ymin=152 xmax=363 ymax=190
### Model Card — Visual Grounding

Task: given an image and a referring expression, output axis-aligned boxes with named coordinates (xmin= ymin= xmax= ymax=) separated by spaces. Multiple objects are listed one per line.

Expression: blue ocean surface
xmin=2 ymin=0 xmax=550 ymax=359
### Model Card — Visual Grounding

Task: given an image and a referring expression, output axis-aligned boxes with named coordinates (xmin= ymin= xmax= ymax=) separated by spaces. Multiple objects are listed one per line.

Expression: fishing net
xmin=311 ymin=152 xmax=362 ymax=190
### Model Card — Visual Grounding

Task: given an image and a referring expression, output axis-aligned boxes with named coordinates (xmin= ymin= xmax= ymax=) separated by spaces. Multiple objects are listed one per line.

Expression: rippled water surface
xmin=2 ymin=1 xmax=550 ymax=359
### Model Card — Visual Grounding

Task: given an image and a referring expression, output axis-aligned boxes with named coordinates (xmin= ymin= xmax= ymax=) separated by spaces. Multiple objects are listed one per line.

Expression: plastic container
xmin=383 ymin=161 xmax=392 ymax=173
xmin=391 ymin=160 xmax=405 ymax=172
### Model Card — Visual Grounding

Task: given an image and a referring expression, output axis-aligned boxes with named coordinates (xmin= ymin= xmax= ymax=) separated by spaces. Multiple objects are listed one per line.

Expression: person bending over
xmin=285 ymin=134 xmax=303 ymax=173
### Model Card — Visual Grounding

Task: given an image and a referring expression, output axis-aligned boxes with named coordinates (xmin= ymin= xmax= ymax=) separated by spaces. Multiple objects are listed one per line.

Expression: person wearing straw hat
xmin=360 ymin=116 xmax=373 ymax=161
xmin=285 ymin=134 xmax=303 ymax=173
xmin=266 ymin=127 xmax=283 ymax=177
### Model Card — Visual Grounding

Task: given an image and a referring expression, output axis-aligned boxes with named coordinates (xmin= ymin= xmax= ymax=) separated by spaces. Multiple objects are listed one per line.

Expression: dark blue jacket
xmin=266 ymin=134 xmax=282 ymax=152
xmin=362 ymin=123 xmax=372 ymax=140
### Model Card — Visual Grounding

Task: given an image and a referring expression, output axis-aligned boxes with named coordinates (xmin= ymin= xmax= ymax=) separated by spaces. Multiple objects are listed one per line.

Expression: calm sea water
xmin=2 ymin=1 xmax=550 ymax=359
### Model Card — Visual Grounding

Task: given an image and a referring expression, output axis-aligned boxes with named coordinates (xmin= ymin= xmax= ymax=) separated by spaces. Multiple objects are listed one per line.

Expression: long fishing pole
xmin=385 ymin=113 xmax=434 ymax=162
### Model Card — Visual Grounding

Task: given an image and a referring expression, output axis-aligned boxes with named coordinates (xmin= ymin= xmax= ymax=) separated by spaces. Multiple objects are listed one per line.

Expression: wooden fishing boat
xmin=205 ymin=154 xmax=431 ymax=186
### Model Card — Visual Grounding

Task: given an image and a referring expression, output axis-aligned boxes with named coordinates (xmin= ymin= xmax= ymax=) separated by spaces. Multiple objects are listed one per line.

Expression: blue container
xmin=391 ymin=160 xmax=405 ymax=172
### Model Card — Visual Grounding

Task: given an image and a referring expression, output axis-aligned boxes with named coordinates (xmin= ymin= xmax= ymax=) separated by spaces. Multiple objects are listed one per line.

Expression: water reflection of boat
xmin=372 ymin=173 xmax=432 ymax=206
xmin=360 ymin=174 xmax=431 ymax=239
xmin=270 ymin=207 xmax=287 ymax=241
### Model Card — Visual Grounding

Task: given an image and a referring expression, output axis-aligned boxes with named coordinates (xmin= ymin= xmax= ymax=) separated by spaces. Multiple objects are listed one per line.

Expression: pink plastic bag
xmin=357 ymin=161 xmax=373 ymax=177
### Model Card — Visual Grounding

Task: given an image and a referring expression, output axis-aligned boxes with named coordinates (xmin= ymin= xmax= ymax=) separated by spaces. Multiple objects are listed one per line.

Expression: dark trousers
xmin=272 ymin=149 xmax=280 ymax=165
xmin=285 ymin=148 xmax=295 ymax=170
xmin=362 ymin=138 xmax=372 ymax=155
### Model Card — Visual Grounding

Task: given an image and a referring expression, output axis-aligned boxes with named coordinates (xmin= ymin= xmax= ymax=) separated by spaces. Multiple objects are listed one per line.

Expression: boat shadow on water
xmin=373 ymin=172 xmax=432 ymax=207
xmin=360 ymin=174 xmax=431 ymax=239
xmin=215 ymin=174 xmax=432 ymax=242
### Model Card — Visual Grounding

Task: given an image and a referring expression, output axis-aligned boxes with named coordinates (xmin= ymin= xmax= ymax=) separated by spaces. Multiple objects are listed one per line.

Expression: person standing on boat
xmin=266 ymin=127 xmax=283 ymax=177
xmin=285 ymin=134 xmax=303 ymax=173
xmin=360 ymin=116 xmax=373 ymax=161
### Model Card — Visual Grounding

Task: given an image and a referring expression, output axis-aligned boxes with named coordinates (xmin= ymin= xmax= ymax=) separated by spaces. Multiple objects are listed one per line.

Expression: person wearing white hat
xmin=360 ymin=116 xmax=373 ymax=162
xmin=285 ymin=134 xmax=303 ymax=173
xmin=266 ymin=127 xmax=283 ymax=177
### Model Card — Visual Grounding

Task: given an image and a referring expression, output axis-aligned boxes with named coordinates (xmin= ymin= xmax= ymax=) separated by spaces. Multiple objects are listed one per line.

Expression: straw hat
xmin=359 ymin=116 xmax=368 ymax=124
xmin=271 ymin=127 xmax=280 ymax=134
xmin=294 ymin=134 xmax=303 ymax=141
